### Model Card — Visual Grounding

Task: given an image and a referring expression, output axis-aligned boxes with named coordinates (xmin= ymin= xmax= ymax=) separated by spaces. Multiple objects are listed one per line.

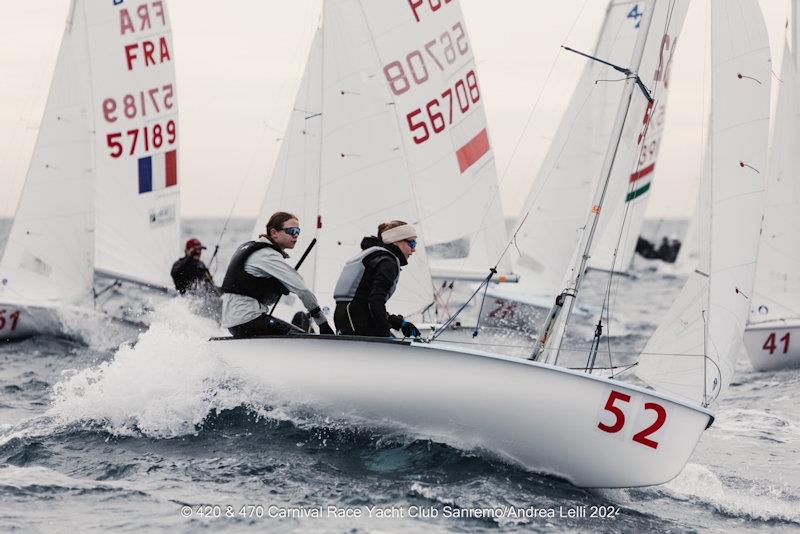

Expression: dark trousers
xmin=334 ymin=301 xmax=389 ymax=337
xmin=228 ymin=314 xmax=301 ymax=338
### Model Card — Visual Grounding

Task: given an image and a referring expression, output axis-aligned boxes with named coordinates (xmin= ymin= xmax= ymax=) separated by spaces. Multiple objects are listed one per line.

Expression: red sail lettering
xmin=143 ymin=40 xmax=156 ymax=66
xmin=124 ymin=38 xmax=171 ymax=71
xmin=124 ymin=43 xmax=139 ymax=70
xmin=159 ymin=36 xmax=171 ymax=62
xmin=136 ymin=3 xmax=152 ymax=31
xmin=119 ymin=9 xmax=135 ymax=35
xmin=152 ymin=1 xmax=166 ymax=25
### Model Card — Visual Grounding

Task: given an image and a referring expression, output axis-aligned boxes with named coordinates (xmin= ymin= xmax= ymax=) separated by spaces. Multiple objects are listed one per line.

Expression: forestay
xmin=749 ymin=41 xmax=800 ymax=326
xmin=637 ymin=0 xmax=770 ymax=405
xmin=0 ymin=1 xmax=94 ymax=305
xmin=359 ymin=0 xmax=511 ymax=277
xmin=92 ymin=0 xmax=180 ymax=289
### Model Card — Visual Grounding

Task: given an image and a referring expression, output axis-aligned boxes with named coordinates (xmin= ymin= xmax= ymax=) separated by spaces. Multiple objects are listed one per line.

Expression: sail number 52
xmin=597 ymin=390 xmax=666 ymax=450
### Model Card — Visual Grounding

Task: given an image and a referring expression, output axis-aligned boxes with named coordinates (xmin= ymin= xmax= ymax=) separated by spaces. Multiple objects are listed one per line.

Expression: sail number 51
xmin=597 ymin=390 xmax=666 ymax=449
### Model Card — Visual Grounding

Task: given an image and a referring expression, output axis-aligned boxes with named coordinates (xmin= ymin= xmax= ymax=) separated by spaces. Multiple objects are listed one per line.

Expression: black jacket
xmin=171 ymin=255 xmax=214 ymax=294
xmin=334 ymin=236 xmax=407 ymax=337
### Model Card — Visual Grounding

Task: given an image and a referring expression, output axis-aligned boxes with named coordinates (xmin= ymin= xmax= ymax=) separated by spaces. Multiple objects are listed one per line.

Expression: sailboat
xmin=482 ymin=0 xmax=682 ymax=331
xmin=0 ymin=0 xmax=179 ymax=341
xmin=252 ymin=0 xmax=513 ymax=325
xmin=210 ymin=0 xmax=770 ymax=488
xmin=743 ymin=2 xmax=800 ymax=372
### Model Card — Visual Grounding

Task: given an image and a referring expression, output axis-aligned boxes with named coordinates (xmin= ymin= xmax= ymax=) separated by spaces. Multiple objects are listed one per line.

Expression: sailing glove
xmin=401 ymin=320 xmax=420 ymax=338
xmin=388 ymin=314 xmax=404 ymax=330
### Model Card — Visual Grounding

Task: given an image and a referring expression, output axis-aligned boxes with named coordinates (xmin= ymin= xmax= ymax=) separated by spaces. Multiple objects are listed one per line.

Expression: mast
xmin=534 ymin=0 xmax=656 ymax=364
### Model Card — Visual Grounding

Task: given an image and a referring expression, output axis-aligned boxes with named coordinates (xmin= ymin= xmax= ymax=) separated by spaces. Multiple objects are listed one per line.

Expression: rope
xmin=427 ymin=268 xmax=496 ymax=342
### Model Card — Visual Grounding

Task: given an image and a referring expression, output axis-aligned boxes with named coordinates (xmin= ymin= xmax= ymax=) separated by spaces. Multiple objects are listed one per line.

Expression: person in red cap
xmin=170 ymin=237 xmax=216 ymax=295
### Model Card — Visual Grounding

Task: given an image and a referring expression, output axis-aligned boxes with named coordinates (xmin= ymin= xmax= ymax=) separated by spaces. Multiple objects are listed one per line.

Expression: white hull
xmin=743 ymin=320 xmax=800 ymax=371
xmin=211 ymin=335 xmax=713 ymax=488
xmin=0 ymin=299 xmax=141 ymax=344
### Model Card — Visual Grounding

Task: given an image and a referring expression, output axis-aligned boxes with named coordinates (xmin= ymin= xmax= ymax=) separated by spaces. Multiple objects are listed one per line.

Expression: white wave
xmin=711 ymin=408 xmax=800 ymax=444
xmin=654 ymin=464 xmax=800 ymax=524
xmin=45 ymin=298 xmax=262 ymax=439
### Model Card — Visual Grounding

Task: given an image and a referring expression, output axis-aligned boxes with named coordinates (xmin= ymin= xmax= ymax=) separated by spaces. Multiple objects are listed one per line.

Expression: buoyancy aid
xmin=333 ymin=246 xmax=400 ymax=302
xmin=221 ymin=241 xmax=290 ymax=304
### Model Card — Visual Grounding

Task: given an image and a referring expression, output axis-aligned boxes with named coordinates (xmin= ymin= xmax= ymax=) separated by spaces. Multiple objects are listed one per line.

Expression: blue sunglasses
xmin=282 ymin=226 xmax=301 ymax=237
xmin=405 ymin=239 xmax=417 ymax=249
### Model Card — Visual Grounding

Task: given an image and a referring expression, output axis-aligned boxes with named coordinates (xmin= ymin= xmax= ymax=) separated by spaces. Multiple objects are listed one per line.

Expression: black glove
xmin=388 ymin=314 xmax=404 ymax=330
xmin=401 ymin=320 xmax=420 ymax=338
xmin=318 ymin=321 xmax=335 ymax=335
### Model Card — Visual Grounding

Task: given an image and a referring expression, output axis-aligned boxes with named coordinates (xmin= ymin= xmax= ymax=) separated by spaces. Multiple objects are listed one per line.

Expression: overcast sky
xmin=0 ymin=1 xmax=793 ymax=219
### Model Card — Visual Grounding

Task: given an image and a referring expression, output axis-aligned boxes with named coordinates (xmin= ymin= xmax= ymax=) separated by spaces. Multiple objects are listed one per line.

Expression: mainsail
xmin=748 ymin=40 xmax=800 ymax=327
xmin=0 ymin=1 xmax=94 ymax=305
xmin=92 ymin=1 xmax=180 ymax=290
xmin=637 ymin=0 xmax=770 ymax=405
xmin=358 ymin=0 xmax=511 ymax=277
xmin=254 ymin=5 xmax=435 ymax=317
xmin=255 ymin=0 xmax=510 ymax=317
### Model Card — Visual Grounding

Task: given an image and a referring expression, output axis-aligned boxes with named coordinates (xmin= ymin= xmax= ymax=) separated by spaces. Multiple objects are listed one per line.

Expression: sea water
xmin=0 ymin=218 xmax=798 ymax=533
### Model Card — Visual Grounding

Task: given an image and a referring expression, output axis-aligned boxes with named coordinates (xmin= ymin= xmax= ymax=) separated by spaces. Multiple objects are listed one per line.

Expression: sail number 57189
xmin=597 ymin=390 xmax=667 ymax=449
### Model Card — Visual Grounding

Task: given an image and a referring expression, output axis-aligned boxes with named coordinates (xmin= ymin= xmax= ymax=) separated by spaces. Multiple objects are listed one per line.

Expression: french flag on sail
xmin=138 ymin=150 xmax=177 ymax=194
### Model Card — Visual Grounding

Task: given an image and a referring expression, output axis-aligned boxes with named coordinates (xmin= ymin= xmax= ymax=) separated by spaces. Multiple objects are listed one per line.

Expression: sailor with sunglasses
xmin=333 ymin=220 xmax=421 ymax=339
xmin=220 ymin=211 xmax=334 ymax=337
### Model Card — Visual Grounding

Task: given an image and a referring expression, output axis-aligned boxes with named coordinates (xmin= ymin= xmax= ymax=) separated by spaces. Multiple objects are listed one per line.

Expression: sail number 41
xmin=597 ymin=390 xmax=666 ymax=450
xmin=762 ymin=332 xmax=790 ymax=354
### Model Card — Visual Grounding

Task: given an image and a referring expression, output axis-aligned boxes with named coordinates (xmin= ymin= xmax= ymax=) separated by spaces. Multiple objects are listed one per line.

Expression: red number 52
xmin=597 ymin=389 xmax=667 ymax=449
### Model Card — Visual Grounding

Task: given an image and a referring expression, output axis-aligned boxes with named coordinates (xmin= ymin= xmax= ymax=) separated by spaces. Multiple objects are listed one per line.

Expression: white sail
xmin=673 ymin=203 xmax=699 ymax=273
xmin=531 ymin=0 xmax=690 ymax=363
xmin=512 ymin=0 xmax=673 ymax=298
xmin=92 ymin=1 xmax=180 ymax=289
xmin=0 ymin=1 xmax=94 ymax=305
xmin=637 ymin=0 xmax=770 ymax=405
xmin=509 ymin=37 xmax=597 ymax=299
xmin=589 ymin=1 xmax=682 ymax=273
xmin=253 ymin=28 xmax=324 ymax=313
xmin=358 ymin=0 xmax=511 ymax=277
xmin=254 ymin=2 xmax=436 ymax=318
xmin=749 ymin=41 xmax=800 ymax=326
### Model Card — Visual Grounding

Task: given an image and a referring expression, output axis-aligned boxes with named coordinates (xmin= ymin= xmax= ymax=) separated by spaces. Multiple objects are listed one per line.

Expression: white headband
xmin=381 ymin=224 xmax=417 ymax=244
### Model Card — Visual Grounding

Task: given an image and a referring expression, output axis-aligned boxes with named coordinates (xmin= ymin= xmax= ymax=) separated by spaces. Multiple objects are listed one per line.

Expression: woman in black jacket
xmin=333 ymin=220 xmax=421 ymax=338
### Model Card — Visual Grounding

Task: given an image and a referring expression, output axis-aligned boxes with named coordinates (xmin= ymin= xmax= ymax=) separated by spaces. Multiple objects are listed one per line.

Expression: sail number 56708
xmin=597 ymin=390 xmax=666 ymax=449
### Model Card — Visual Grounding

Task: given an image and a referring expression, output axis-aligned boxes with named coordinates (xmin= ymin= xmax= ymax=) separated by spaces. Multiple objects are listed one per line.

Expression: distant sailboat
xmin=0 ymin=0 xmax=179 ymax=341
xmin=743 ymin=1 xmax=800 ymax=372
xmin=254 ymin=0 xmax=511 ymax=323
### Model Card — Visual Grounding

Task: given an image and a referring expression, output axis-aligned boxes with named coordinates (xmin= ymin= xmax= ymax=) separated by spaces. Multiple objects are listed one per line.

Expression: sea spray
xmin=48 ymin=299 xmax=253 ymax=438
xmin=638 ymin=463 xmax=800 ymax=525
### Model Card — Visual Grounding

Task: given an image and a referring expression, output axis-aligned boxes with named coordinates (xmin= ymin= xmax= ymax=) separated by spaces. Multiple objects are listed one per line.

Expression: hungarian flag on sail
xmin=138 ymin=150 xmax=177 ymax=194
xmin=626 ymin=162 xmax=654 ymax=202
